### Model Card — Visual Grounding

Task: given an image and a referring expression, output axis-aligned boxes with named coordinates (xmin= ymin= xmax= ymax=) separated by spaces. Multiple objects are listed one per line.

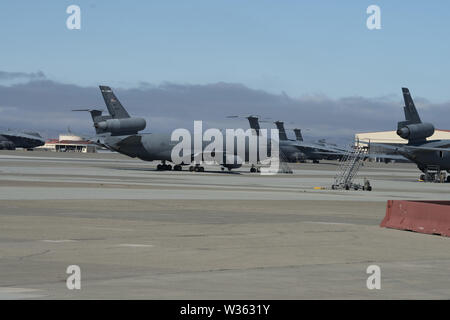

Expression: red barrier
xmin=381 ymin=200 xmax=450 ymax=237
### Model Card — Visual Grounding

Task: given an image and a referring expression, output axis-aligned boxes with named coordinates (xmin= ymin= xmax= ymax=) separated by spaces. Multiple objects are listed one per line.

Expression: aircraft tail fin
xmin=401 ymin=88 xmax=421 ymax=124
xmin=293 ymin=128 xmax=303 ymax=141
xmin=396 ymin=88 xmax=436 ymax=143
xmin=99 ymin=85 xmax=131 ymax=119
xmin=247 ymin=116 xmax=261 ymax=135
xmin=274 ymin=121 xmax=288 ymax=140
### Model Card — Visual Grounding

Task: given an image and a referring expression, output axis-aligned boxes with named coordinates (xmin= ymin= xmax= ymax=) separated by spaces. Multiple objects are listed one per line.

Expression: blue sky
xmin=1 ymin=1 xmax=450 ymax=101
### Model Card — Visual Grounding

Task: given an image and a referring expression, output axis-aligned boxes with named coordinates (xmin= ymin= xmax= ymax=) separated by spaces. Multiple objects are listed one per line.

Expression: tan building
xmin=355 ymin=129 xmax=450 ymax=146
xmin=355 ymin=129 xmax=450 ymax=161
xmin=37 ymin=134 xmax=97 ymax=153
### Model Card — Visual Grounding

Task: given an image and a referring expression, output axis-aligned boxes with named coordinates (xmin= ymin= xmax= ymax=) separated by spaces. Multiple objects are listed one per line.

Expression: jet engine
xmin=95 ymin=117 xmax=146 ymax=135
xmin=397 ymin=122 xmax=434 ymax=141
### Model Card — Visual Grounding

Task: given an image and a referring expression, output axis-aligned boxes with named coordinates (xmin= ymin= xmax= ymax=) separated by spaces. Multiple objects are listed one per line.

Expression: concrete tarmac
xmin=0 ymin=150 xmax=449 ymax=299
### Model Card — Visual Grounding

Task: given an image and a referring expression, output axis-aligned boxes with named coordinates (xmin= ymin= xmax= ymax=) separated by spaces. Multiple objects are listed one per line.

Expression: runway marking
xmin=303 ymin=221 xmax=356 ymax=226
xmin=117 ymin=244 xmax=154 ymax=248
xmin=83 ymin=226 xmax=134 ymax=232
xmin=41 ymin=239 xmax=77 ymax=243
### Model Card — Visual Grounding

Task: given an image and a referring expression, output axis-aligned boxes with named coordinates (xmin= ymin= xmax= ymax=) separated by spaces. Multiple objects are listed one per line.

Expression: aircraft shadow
xmin=111 ymin=167 xmax=242 ymax=174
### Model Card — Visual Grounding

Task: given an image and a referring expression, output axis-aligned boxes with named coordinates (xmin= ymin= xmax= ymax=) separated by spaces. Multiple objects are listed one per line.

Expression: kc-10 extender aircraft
xmin=75 ymin=86 xmax=277 ymax=172
xmin=367 ymin=87 xmax=450 ymax=181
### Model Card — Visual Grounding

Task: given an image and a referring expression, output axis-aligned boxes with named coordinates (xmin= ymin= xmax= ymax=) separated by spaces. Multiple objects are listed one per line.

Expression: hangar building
xmin=355 ymin=129 xmax=450 ymax=155
xmin=356 ymin=129 xmax=450 ymax=144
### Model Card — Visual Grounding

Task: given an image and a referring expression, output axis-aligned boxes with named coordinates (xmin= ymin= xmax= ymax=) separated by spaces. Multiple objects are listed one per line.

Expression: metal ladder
xmin=332 ymin=146 xmax=366 ymax=190
xmin=278 ymin=149 xmax=293 ymax=174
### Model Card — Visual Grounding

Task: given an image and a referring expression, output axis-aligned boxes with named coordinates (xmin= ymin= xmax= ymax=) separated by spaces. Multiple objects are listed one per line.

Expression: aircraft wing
xmin=62 ymin=130 xmax=109 ymax=148
xmin=116 ymin=135 xmax=142 ymax=147
xmin=310 ymin=150 xmax=347 ymax=156
xmin=294 ymin=141 xmax=348 ymax=153
xmin=0 ymin=131 xmax=45 ymax=143
xmin=403 ymin=145 xmax=450 ymax=152
xmin=361 ymin=141 xmax=450 ymax=153
xmin=364 ymin=153 xmax=407 ymax=160
xmin=310 ymin=149 xmax=405 ymax=160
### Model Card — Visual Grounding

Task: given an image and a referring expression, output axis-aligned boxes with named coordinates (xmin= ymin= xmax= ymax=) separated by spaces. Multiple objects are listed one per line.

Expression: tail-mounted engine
xmin=95 ymin=117 xmax=146 ymax=135
xmin=397 ymin=122 xmax=434 ymax=141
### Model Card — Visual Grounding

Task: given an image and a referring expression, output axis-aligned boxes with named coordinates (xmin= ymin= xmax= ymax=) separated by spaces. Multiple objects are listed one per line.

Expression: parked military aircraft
xmin=244 ymin=117 xmax=306 ymax=162
xmin=0 ymin=130 xmax=45 ymax=150
xmin=293 ymin=128 xmax=303 ymax=142
xmin=76 ymin=86 xmax=275 ymax=172
xmin=246 ymin=117 xmax=346 ymax=163
xmin=292 ymin=124 xmax=405 ymax=163
xmin=267 ymin=119 xmax=403 ymax=164
xmin=366 ymin=87 xmax=450 ymax=181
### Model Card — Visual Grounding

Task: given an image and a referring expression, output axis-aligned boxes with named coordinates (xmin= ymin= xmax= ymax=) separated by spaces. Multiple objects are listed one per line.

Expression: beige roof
xmin=355 ymin=129 xmax=450 ymax=144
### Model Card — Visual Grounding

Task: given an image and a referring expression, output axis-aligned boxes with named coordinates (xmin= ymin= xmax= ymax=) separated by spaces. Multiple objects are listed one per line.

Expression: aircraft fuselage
xmin=103 ymin=132 xmax=274 ymax=167
xmin=401 ymin=140 xmax=450 ymax=172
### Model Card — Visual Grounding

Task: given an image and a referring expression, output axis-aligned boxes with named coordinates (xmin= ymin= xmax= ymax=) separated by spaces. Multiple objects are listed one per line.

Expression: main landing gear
xmin=156 ymin=161 xmax=182 ymax=171
xmin=157 ymin=163 xmax=172 ymax=171
xmin=419 ymin=165 xmax=449 ymax=183
xmin=189 ymin=164 xmax=205 ymax=172
xmin=419 ymin=172 xmax=448 ymax=183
